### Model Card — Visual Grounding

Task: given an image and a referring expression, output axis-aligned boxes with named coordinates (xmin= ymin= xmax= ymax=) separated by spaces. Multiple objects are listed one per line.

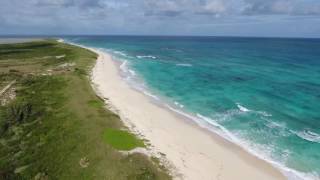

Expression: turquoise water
xmin=66 ymin=36 xmax=320 ymax=179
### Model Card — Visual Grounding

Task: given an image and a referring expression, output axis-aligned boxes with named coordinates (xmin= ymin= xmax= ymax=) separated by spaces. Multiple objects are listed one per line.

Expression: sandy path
xmin=0 ymin=80 xmax=16 ymax=96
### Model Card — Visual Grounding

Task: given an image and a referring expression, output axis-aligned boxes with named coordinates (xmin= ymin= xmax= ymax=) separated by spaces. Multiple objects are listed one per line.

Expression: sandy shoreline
xmin=89 ymin=48 xmax=286 ymax=179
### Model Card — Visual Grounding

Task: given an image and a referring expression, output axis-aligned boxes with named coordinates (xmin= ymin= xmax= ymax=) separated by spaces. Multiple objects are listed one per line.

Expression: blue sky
xmin=1 ymin=0 xmax=320 ymax=37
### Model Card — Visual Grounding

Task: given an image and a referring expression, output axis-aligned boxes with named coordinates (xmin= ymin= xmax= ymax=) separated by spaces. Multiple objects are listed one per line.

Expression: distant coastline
xmin=0 ymin=37 xmax=43 ymax=44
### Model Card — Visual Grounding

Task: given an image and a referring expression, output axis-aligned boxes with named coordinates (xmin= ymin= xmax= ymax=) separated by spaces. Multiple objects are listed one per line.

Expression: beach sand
xmin=90 ymin=49 xmax=286 ymax=180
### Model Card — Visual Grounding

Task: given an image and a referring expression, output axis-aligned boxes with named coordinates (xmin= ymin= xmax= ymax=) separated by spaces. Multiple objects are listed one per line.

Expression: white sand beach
xmin=90 ymin=49 xmax=286 ymax=180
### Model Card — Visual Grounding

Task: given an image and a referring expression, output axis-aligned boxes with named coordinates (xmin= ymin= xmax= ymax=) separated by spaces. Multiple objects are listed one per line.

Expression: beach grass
xmin=0 ymin=40 xmax=170 ymax=179
xmin=103 ymin=128 xmax=145 ymax=150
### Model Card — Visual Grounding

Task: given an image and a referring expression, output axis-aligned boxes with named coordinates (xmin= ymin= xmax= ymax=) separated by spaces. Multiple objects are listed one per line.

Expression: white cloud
xmin=0 ymin=0 xmax=319 ymax=37
xmin=203 ymin=0 xmax=227 ymax=14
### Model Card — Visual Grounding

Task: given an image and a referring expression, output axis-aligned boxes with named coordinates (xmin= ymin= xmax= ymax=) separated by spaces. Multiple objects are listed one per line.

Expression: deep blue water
xmin=66 ymin=36 xmax=320 ymax=179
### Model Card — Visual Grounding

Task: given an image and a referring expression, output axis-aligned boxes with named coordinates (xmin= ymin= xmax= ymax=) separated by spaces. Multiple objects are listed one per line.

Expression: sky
xmin=0 ymin=0 xmax=320 ymax=38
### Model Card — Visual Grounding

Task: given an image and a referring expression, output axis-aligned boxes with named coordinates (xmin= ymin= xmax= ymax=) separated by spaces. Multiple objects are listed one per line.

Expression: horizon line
xmin=0 ymin=34 xmax=319 ymax=40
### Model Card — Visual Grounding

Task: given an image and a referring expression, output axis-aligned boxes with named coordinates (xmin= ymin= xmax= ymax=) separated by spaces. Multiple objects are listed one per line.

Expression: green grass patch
xmin=87 ymin=99 xmax=104 ymax=108
xmin=103 ymin=128 xmax=145 ymax=150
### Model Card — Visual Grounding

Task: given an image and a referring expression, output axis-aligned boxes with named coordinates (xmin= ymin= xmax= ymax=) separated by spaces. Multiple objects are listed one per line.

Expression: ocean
xmin=65 ymin=36 xmax=320 ymax=180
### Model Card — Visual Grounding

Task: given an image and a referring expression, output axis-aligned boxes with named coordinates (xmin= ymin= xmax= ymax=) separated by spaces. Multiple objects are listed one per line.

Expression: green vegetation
xmin=0 ymin=40 xmax=170 ymax=179
xmin=103 ymin=128 xmax=145 ymax=151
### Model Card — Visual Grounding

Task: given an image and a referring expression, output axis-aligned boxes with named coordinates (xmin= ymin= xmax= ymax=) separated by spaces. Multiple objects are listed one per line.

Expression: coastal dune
xmin=91 ymin=49 xmax=285 ymax=180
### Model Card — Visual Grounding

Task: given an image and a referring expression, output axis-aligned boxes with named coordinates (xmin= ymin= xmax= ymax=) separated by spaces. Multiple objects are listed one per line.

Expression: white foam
xmin=174 ymin=101 xmax=184 ymax=108
xmin=259 ymin=111 xmax=273 ymax=117
xmin=119 ymin=60 xmax=128 ymax=72
xmin=236 ymin=103 xmax=272 ymax=117
xmin=163 ymin=47 xmax=183 ymax=52
xmin=140 ymin=90 xmax=160 ymax=101
xmin=236 ymin=103 xmax=251 ymax=112
xmin=113 ymin=51 xmax=128 ymax=57
xmin=176 ymin=63 xmax=193 ymax=67
xmin=137 ymin=55 xmax=157 ymax=59
xmin=118 ymin=60 xmax=138 ymax=82
xmin=265 ymin=120 xmax=288 ymax=133
xmin=196 ymin=113 xmax=238 ymax=142
xmin=292 ymin=130 xmax=320 ymax=143
xmin=129 ymin=70 xmax=136 ymax=76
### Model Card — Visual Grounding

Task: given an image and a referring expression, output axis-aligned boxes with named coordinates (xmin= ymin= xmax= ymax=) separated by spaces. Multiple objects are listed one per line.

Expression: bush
xmin=6 ymin=102 xmax=33 ymax=124
xmin=74 ymin=68 xmax=87 ymax=76
xmin=0 ymin=113 xmax=9 ymax=136
xmin=0 ymin=101 xmax=33 ymax=136
xmin=0 ymin=169 xmax=16 ymax=180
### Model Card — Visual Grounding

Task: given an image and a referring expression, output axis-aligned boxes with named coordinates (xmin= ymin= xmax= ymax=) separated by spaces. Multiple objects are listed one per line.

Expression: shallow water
xmin=66 ymin=36 xmax=320 ymax=179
